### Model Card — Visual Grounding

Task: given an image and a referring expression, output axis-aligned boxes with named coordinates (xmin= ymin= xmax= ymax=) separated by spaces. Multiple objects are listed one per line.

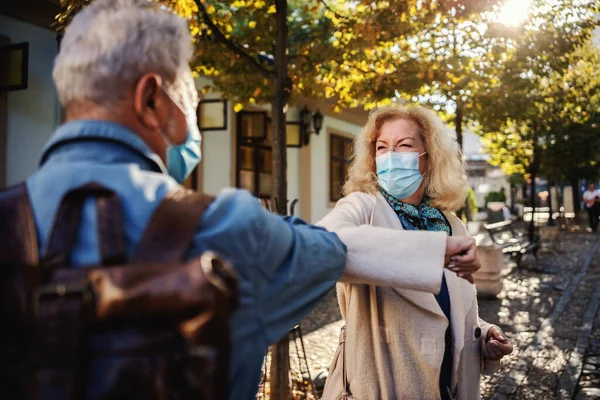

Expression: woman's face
xmin=375 ymin=118 xmax=427 ymax=175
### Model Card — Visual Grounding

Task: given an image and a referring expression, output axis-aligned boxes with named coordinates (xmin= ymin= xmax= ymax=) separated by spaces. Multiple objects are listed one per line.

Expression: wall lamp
xmin=299 ymin=105 xmax=324 ymax=146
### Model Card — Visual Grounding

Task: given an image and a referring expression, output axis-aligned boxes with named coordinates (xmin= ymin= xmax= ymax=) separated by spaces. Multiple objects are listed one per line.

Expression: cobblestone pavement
xmin=294 ymin=227 xmax=600 ymax=399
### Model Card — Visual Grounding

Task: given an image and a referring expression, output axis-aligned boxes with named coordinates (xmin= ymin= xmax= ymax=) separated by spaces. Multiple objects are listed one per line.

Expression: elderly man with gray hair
xmin=7 ymin=0 xmax=480 ymax=398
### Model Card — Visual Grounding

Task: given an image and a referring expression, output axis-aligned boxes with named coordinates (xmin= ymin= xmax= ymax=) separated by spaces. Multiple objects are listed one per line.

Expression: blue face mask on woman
xmin=163 ymin=87 xmax=202 ymax=184
xmin=376 ymin=151 xmax=427 ymax=200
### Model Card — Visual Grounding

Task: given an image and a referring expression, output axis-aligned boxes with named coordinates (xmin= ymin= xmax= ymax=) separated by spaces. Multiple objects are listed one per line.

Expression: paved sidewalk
xmin=295 ymin=228 xmax=600 ymax=399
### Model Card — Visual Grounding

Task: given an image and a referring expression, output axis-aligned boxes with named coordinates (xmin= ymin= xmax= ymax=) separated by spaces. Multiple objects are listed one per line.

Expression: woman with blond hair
xmin=319 ymin=104 xmax=513 ymax=400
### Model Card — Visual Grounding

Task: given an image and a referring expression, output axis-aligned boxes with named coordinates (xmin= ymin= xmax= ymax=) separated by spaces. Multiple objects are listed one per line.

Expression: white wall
xmin=198 ymin=90 xmax=302 ymax=213
xmin=197 ymin=94 xmax=362 ymax=222
xmin=310 ymin=115 xmax=361 ymax=223
xmin=462 ymin=128 xmax=489 ymax=161
xmin=287 ymin=148 xmax=301 ymax=212
xmin=0 ymin=16 xmax=59 ymax=185
xmin=197 ymin=78 xmax=234 ymax=195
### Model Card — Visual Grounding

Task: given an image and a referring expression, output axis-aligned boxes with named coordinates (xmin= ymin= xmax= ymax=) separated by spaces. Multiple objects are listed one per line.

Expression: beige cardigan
xmin=318 ymin=191 xmax=500 ymax=400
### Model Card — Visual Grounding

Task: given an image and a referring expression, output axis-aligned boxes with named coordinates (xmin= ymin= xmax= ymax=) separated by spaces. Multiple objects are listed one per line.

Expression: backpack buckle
xmin=33 ymin=280 xmax=93 ymax=316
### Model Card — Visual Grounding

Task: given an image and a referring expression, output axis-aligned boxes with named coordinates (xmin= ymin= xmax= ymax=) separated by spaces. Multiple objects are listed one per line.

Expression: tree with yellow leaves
xmin=475 ymin=0 xmax=598 ymax=238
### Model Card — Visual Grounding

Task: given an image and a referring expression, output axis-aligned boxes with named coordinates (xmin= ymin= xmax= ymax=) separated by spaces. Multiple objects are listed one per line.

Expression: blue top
xmin=26 ymin=120 xmax=348 ymax=400
xmin=380 ymin=188 xmax=453 ymax=399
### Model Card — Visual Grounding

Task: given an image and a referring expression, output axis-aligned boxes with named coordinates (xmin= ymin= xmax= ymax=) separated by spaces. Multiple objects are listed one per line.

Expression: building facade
xmin=0 ymin=11 xmax=366 ymax=223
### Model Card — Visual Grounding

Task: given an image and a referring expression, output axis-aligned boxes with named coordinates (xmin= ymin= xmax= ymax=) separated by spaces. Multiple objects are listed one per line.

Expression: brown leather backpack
xmin=0 ymin=182 xmax=238 ymax=400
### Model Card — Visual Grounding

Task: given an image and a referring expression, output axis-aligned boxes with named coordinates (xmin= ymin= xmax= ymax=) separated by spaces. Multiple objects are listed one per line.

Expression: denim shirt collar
xmin=40 ymin=120 xmax=167 ymax=174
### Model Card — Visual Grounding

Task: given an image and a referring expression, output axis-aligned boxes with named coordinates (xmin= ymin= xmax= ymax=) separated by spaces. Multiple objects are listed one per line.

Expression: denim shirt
xmin=26 ymin=120 xmax=347 ymax=399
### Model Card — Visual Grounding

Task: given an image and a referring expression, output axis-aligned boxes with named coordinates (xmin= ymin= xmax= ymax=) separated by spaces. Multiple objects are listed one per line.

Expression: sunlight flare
xmin=497 ymin=0 xmax=532 ymax=26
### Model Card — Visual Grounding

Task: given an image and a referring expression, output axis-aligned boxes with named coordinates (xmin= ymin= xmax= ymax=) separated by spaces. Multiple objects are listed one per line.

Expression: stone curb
xmin=556 ymin=281 xmax=600 ymax=399
xmin=492 ymin=236 xmax=600 ymax=397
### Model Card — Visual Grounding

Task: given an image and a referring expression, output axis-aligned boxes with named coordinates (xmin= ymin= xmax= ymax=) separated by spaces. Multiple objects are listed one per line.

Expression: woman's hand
xmin=482 ymin=327 xmax=513 ymax=361
xmin=445 ymin=236 xmax=480 ymax=282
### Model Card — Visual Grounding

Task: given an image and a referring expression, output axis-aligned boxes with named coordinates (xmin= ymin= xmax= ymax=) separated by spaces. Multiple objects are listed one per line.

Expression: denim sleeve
xmin=187 ymin=189 xmax=347 ymax=343
xmin=256 ymin=214 xmax=347 ymax=343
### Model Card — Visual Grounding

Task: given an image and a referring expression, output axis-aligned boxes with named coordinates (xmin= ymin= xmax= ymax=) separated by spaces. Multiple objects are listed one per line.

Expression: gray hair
xmin=53 ymin=0 xmax=193 ymax=108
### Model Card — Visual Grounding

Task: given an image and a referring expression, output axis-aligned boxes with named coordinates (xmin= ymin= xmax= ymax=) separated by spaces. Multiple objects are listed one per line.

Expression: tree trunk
xmin=510 ymin=184 xmax=516 ymax=212
xmin=270 ymin=0 xmax=288 ymax=216
xmin=455 ymin=103 xmax=463 ymax=151
xmin=547 ymin=180 xmax=555 ymax=226
xmin=270 ymin=335 xmax=290 ymax=400
xmin=455 ymin=103 xmax=464 ymax=220
xmin=528 ymin=172 xmax=537 ymax=242
xmin=528 ymin=136 xmax=540 ymax=242
xmin=269 ymin=1 xmax=290 ymax=399
xmin=570 ymin=177 xmax=581 ymax=213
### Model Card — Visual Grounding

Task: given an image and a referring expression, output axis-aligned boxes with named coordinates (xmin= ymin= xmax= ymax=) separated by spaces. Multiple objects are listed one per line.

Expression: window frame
xmin=329 ymin=132 xmax=353 ymax=203
xmin=0 ymin=42 xmax=29 ymax=92
xmin=197 ymin=99 xmax=228 ymax=131
xmin=236 ymin=111 xmax=273 ymax=199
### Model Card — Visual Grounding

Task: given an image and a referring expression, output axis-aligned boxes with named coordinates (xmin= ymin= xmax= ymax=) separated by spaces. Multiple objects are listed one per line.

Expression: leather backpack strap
xmin=131 ymin=189 xmax=214 ymax=264
xmin=31 ymin=183 xmax=124 ymax=400
xmin=42 ymin=182 xmax=126 ymax=270
xmin=0 ymin=183 xmax=39 ymax=266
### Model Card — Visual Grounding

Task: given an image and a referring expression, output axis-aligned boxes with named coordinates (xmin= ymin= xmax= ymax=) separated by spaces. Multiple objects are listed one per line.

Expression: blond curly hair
xmin=343 ymin=104 xmax=467 ymax=212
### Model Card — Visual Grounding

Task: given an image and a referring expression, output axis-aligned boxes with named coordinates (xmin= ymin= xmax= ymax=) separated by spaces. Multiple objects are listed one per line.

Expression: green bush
xmin=484 ymin=191 xmax=506 ymax=208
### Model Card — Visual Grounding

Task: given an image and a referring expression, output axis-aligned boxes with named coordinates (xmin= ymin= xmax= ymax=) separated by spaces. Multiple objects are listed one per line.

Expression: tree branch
xmin=318 ymin=0 xmax=360 ymax=23
xmin=194 ymin=0 xmax=275 ymax=79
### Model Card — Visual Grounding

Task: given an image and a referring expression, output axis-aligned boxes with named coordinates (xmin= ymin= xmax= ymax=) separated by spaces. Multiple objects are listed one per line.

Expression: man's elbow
xmin=314 ymin=230 xmax=348 ymax=277
xmin=330 ymin=231 xmax=348 ymax=263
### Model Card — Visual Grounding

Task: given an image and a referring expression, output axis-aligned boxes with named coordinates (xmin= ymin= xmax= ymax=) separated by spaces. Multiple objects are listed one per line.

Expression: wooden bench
xmin=484 ymin=220 xmax=539 ymax=268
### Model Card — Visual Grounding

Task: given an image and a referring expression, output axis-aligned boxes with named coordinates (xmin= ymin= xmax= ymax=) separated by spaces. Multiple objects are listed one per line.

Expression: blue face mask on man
xmin=166 ymin=124 xmax=201 ymax=184
xmin=163 ymin=87 xmax=202 ymax=184
xmin=376 ymin=151 xmax=427 ymax=200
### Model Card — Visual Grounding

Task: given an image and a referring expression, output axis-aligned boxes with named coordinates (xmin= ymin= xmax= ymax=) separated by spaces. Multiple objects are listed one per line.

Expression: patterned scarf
xmin=379 ymin=187 xmax=451 ymax=235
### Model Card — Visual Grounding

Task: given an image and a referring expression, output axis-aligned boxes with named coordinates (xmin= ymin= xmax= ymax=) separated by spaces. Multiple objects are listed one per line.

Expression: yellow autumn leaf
xmin=207 ymin=4 xmax=216 ymax=14
xmin=225 ymin=24 xmax=233 ymax=33
xmin=234 ymin=103 xmax=244 ymax=112
xmin=267 ymin=5 xmax=276 ymax=14
xmin=249 ymin=21 xmax=256 ymax=28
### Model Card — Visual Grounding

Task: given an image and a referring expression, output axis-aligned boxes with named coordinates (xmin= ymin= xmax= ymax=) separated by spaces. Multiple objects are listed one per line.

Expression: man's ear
xmin=134 ymin=74 xmax=168 ymax=130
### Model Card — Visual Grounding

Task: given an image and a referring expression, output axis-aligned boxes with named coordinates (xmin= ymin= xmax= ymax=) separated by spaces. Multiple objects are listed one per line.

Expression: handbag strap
xmin=339 ymin=325 xmax=353 ymax=398
xmin=130 ymin=189 xmax=214 ymax=264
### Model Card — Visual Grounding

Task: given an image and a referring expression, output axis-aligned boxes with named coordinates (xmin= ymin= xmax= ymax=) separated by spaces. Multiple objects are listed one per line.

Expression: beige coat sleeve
xmin=479 ymin=318 xmax=503 ymax=375
xmin=317 ymin=194 xmax=446 ymax=294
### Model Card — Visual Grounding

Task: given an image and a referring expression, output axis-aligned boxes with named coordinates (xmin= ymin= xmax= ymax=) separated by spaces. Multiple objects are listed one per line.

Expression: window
xmin=467 ymin=160 xmax=487 ymax=178
xmin=236 ymin=111 xmax=305 ymax=198
xmin=198 ymin=99 xmax=227 ymax=131
xmin=330 ymin=133 xmax=353 ymax=202
xmin=0 ymin=42 xmax=28 ymax=92
xmin=236 ymin=111 xmax=272 ymax=198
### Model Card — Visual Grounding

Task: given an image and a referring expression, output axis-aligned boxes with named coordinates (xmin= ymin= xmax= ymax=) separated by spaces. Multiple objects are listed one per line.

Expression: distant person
xmin=503 ymin=205 xmax=512 ymax=221
xmin=583 ymin=183 xmax=599 ymax=232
